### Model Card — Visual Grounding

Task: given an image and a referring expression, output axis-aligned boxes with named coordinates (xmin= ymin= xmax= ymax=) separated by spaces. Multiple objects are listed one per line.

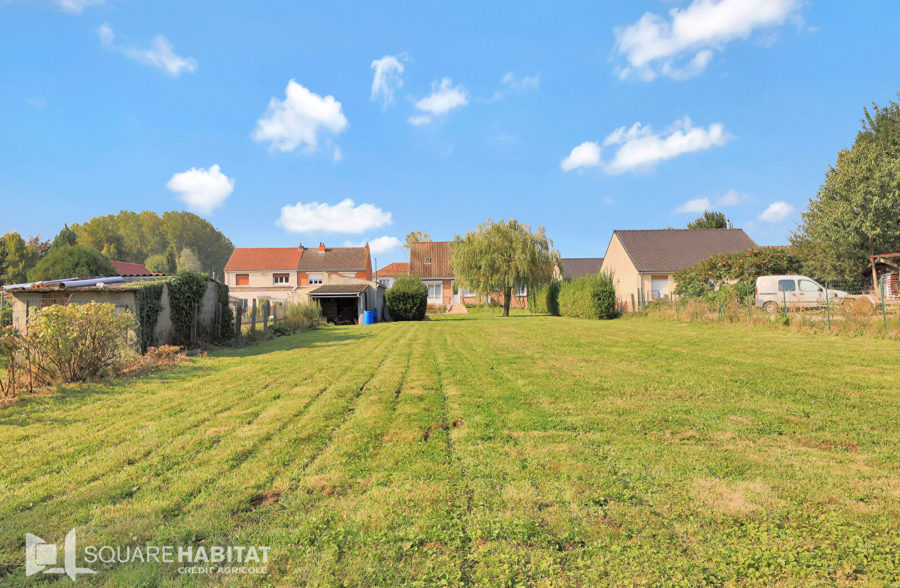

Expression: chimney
xmin=318 ymin=242 xmax=325 ymax=252
xmin=298 ymin=242 xmax=303 ymax=250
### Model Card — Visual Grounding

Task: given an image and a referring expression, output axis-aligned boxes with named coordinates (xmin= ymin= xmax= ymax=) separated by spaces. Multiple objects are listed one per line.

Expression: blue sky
xmin=2 ymin=1 xmax=899 ymax=267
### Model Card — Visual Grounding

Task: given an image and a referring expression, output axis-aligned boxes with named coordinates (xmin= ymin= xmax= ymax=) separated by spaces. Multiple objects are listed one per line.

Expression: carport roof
xmin=308 ymin=284 xmax=367 ymax=295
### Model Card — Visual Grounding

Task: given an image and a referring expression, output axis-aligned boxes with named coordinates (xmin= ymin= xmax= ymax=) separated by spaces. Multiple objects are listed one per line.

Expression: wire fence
xmin=627 ymin=276 xmax=900 ymax=339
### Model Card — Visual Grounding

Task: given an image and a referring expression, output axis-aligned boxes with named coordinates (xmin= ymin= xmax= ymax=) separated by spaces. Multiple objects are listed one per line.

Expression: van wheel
xmin=763 ymin=301 xmax=778 ymax=313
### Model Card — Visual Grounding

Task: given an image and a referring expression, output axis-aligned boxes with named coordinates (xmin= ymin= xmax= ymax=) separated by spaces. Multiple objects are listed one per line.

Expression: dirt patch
xmin=249 ymin=490 xmax=281 ymax=507
xmin=797 ymin=437 xmax=859 ymax=452
xmin=693 ymin=478 xmax=783 ymax=515
xmin=120 ymin=345 xmax=188 ymax=378
xmin=423 ymin=421 xmax=447 ymax=440
xmin=451 ymin=418 xmax=465 ymax=428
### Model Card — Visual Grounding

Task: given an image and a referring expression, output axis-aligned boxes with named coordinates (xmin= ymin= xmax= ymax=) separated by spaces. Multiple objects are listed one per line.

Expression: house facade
xmin=600 ymin=229 xmax=757 ymax=309
xmin=374 ymin=262 xmax=409 ymax=289
xmin=223 ymin=247 xmax=304 ymax=306
xmin=408 ymin=241 xmax=528 ymax=308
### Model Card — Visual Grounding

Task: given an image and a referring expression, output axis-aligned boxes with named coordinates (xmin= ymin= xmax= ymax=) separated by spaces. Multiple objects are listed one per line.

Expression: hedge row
xmin=558 ymin=272 xmax=618 ymax=320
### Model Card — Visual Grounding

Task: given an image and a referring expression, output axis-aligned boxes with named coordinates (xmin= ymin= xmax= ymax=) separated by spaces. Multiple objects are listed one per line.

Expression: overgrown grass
xmin=0 ymin=316 xmax=898 ymax=584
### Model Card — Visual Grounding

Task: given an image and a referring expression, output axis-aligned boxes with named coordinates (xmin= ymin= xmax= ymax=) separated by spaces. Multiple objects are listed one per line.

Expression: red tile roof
xmin=409 ymin=241 xmax=453 ymax=278
xmin=298 ymin=247 xmax=369 ymax=271
xmin=376 ymin=262 xmax=409 ymax=276
xmin=224 ymin=247 xmax=303 ymax=271
xmin=111 ymin=261 xmax=153 ymax=276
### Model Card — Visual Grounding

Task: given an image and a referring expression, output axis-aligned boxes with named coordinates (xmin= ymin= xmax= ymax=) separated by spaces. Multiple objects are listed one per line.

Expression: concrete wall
xmin=10 ymin=280 xmax=224 ymax=347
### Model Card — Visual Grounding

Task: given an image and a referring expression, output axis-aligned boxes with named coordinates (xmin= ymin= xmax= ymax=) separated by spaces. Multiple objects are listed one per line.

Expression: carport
xmin=308 ymin=283 xmax=368 ymax=325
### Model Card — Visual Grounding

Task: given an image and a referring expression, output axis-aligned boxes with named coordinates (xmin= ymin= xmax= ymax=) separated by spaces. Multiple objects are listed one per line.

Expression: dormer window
xmin=425 ymin=258 xmax=432 ymax=264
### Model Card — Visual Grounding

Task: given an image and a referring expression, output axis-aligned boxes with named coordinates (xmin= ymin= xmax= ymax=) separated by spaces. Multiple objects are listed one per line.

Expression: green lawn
xmin=1 ymin=316 xmax=898 ymax=585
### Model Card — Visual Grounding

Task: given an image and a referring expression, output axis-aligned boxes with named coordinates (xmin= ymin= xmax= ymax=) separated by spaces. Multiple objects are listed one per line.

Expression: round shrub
xmin=559 ymin=272 xmax=618 ymax=320
xmin=386 ymin=275 xmax=427 ymax=321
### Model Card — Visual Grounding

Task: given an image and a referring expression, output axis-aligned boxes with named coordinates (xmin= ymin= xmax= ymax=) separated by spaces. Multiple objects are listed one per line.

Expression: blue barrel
xmin=363 ymin=310 xmax=377 ymax=325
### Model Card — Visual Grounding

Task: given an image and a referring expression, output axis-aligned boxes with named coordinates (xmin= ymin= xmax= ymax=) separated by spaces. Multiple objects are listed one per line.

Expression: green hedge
xmin=168 ymin=271 xmax=208 ymax=346
xmin=386 ymin=275 xmax=427 ymax=321
xmin=528 ymin=281 xmax=560 ymax=316
xmin=559 ymin=272 xmax=618 ymax=320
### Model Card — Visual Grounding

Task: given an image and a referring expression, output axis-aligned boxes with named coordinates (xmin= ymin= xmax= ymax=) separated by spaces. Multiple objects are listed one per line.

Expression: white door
xmin=798 ymin=279 xmax=824 ymax=307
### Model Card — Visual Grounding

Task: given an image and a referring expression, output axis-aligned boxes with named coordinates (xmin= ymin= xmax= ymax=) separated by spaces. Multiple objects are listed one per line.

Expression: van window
xmin=777 ymin=279 xmax=795 ymax=292
xmin=799 ymin=280 xmax=819 ymax=293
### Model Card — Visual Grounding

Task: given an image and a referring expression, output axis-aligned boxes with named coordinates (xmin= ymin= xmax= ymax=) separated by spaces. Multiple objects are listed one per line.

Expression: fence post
xmin=251 ymin=299 xmax=257 ymax=333
xmin=630 ymin=294 xmax=635 ymax=312
xmin=263 ymin=300 xmax=270 ymax=330
xmin=748 ymin=293 xmax=752 ymax=325
xmin=234 ymin=302 xmax=242 ymax=341
xmin=825 ymin=281 xmax=832 ymax=331
xmin=880 ymin=278 xmax=888 ymax=335
xmin=782 ymin=290 xmax=788 ymax=321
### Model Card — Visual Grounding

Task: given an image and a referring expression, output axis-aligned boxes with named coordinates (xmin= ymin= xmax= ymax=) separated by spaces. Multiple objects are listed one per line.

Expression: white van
xmin=755 ymin=275 xmax=848 ymax=312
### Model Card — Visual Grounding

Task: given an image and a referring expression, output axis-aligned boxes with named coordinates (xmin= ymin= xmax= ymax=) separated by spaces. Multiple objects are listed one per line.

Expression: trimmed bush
xmin=559 ymin=272 xmax=618 ymax=320
xmin=529 ymin=281 xmax=560 ymax=316
xmin=386 ymin=275 xmax=427 ymax=321
xmin=284 ymin=301 xmax=323 ymax=332
xmin=23 ymin=301 xmax=136 ymax=384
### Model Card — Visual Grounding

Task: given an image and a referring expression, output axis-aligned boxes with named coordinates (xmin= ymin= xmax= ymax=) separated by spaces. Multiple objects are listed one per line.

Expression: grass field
xmin=1 ymin=315 xmax=898 ymax=585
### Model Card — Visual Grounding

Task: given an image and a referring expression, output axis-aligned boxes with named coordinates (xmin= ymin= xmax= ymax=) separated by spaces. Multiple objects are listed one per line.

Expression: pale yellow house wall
xmin=599 ymin=234 xmax=641 ymax=309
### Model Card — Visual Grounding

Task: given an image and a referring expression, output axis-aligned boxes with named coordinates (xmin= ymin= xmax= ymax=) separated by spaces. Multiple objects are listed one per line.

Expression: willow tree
xmin=451 ymin=219 xmax=559 ymax=317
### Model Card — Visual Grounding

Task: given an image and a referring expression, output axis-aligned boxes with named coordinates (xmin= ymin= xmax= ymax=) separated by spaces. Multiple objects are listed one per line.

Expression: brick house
xmin=408 ymin=241 xmax=528 ymax=308
xmin=224 ymin=242 xmax=373 ymax=307
xmin=374 ymin=262 xmax=409 ymax=288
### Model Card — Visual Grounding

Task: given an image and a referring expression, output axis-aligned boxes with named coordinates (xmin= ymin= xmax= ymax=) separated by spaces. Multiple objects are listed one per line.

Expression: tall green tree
xmin=0 ymin=232 xmax=39 ymax=285
xmin=791 ymin=97 xmax=900 ymax=280
xmin=177 ymin=247 xmax=203 ymax=272
xmin=27 ymin=245 xmax=116 ymax=281
xmin=51 ymin=224 xmax=78 ymax=251
xmin=687 ymin=211 xmax=732 ymax=229
xmin=70 ymin=210 xmax=234 ymax=277
xmin=451 ymin=219 xmax=559 ymax=317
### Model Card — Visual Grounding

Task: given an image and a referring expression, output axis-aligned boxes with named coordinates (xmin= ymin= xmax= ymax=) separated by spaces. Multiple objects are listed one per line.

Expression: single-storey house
xmin=558 ymin=257 xmax=604 ymax=281
xmin=600 ymin=229 xmax=757 ymax=309
xmin=374 ymin=262 xmax=408 ymax=289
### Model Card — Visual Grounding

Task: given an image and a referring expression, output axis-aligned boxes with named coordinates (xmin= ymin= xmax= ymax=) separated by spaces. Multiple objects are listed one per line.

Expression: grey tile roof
xmin=560 ymin=258 xmax=604 ymax=280
xmin=299 ymin=247 xmax=369 ymax=271
xmin=614 ymin=229 xmax=757 ymax=273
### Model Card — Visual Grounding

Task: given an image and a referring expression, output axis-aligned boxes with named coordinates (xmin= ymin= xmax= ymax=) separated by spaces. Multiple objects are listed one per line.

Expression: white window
xmin=514 ymin=284 xmax=527 ymax=297
xmin=308 ymin=273 xmax=323 ymax=285
xmin=463 ymin=289 xmax=476 ymax=297
xmin=426 ymin=283 xmax=442 ymax=301
xmin=799 ymin=279 xmax=820 ymax=293
xmin=273 ymin=273 xmax=290 ymax=285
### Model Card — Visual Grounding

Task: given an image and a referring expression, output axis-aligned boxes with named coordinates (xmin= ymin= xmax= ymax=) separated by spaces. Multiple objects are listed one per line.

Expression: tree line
xmin=0 ymin=211 xmax=234 ymax=285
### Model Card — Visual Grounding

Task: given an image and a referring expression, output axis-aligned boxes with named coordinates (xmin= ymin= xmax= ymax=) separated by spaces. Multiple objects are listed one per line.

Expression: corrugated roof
xmin=560 ymin=258 xmax=604 ymax=280
xmin=111 ymin=261 xmax=153 ymax=276
xmin=308 ymin=283 xmax=367 ymax=295
xmin=409 ymin=241 xmax=453 ymax=278
xmin=224 ymin=247 xmax=303 ymax=271
xmin=614 ymin=229 xmax=757 ymax=273
xmin=298 ymin=247 xmax=369 ymax=271
xmin=376 ymin=262 xmax=409 ymax=276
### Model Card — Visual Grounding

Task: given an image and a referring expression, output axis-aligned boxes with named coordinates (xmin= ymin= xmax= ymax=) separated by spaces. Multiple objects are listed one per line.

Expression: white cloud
xmin=758 ymin=201 xmax=795 ymax=222
xmin=614 ymin=0 xmax=801 ymax=81
xmin=333 ymin=146 xmax=343 ymax=162
xmin=166 ymin=164 xmax=234 ymax=215
xmin=370 ymin=55 xmax=405 ymax=107
xmin=253 ymin=80 xmax=348 ymax=153
xmin=97 ymin=24 xmax=197 ymax=77
xmin=277 ymin=199 xmax=392 ymax=234
xmin=345 ymin=236 xmax=403 ymax=255
xmin=674 ymin=197 xmax=712 ymax=214
xmin=602 ymin=116 xmax=730 ymax=174
xmin=674 ymin=189 xmax=748 ymax=213
xmin=489 ymin=71 xmax=540 ymax=102
xmin=409 ymin=77 xmax=468 ymax=125
xmin=55 ymin=0 xmax=103 ymax=14
xmin=560 ymin=141 xmax=601 ymax=172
